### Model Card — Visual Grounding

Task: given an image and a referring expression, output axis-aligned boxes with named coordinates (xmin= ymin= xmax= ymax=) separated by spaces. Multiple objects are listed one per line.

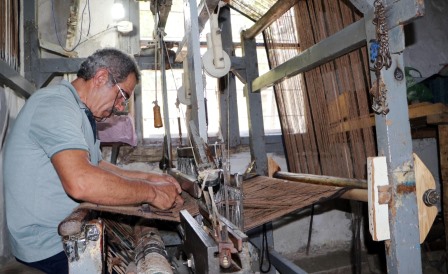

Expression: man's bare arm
xmin=98 ymin=160 xmax=181 ymax=192
xmin=51 ymin=149 xmax=182 ymax=209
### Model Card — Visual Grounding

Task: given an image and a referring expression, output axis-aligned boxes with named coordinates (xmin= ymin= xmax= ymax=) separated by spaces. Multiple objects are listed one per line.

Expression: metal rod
xmin=160 ymin=34 xmax=172 ymax=164
xmin=243 ymin=0 xmax=299 ymax=40
xmin=273 ymin=171 xmax=367 ymax=189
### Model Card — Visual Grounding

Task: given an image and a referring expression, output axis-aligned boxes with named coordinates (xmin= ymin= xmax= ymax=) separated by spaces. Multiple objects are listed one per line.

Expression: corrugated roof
xmin=228 ymin=0 xmax=277 ymax=21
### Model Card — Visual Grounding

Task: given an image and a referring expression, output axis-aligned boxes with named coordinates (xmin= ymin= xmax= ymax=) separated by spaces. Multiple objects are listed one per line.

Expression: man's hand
xmin=147 ymin=173 xmax=182 ymax=193
xmin=148 ymin=180 xmax=184 ymax=210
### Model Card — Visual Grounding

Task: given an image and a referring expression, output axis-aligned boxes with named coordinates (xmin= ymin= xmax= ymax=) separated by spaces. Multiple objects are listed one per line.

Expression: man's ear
xmin=94 ymin=69 xmax=110 ymax=87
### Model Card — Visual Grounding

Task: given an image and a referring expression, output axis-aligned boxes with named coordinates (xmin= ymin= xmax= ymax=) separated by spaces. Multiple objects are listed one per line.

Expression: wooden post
xmin=438 ymin=125 xmax=448 ymax=265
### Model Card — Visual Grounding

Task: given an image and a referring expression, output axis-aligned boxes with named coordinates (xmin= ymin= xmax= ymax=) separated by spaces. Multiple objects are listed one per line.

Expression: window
xmin=140 ymin=3 xmax=280 ymax=139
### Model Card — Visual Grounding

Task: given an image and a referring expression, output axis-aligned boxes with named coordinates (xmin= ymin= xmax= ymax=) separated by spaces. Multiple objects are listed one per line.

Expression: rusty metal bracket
xmin=63 ymin=222 xmax=101 ymax=262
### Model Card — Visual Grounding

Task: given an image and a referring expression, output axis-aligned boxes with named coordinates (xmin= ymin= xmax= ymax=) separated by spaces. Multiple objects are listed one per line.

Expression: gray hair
xmin=77 ymin=48 xmax=140 ymax=85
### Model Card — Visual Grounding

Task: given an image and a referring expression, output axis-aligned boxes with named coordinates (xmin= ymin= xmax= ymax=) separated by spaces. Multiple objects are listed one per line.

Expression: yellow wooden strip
xmin=331 ymin=103 xmax=448 ymax=133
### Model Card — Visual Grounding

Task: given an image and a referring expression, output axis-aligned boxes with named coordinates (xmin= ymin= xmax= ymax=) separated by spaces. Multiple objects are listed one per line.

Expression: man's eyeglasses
xmin=116 ymin=83 xmax=130 ymax=107
xmin=109 ymin=73 xmax=131 ymax=107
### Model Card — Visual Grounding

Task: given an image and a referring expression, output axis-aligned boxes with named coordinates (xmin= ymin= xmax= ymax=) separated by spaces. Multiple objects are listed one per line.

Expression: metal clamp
xmin=63 ymin=224 xmax=100 ymax=262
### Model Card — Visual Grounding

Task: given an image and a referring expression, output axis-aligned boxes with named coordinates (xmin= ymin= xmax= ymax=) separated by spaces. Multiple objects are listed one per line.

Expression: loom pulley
xmin=202 ymin=13 xmax=231 ymax=78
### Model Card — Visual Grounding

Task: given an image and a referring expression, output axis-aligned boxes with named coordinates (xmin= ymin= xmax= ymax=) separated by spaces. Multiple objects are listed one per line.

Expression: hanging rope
xmin=152 ymin=1 xmax=163 ymax=128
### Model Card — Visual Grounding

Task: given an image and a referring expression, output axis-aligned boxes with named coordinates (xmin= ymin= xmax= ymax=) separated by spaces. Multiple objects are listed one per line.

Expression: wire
xmin=306 ymin=204 xmax=314 ymax=255
xmin=226 ymin=73 xmax=230 ymax=171
xmin=153 ymin=1 xmax=159 ymax=105
xmin=162 ymin=38 xmax=179 ymax=92
xmin=76 ymin=27 xmax=116 ymax=47
xmin=51 ymin=0 xmax=91 ymax=52
xmin=160 ymin=30 xmax=187 ymax=145
xmin=259 ymin=224 xmax=272 ymax=273
xmin=204 ymin=0 xmax=211 ymax=17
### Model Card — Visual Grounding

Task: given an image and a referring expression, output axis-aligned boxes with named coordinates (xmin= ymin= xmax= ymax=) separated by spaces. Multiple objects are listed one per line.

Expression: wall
xmin=404 ymin=0 xmax=448 ymax=77
xmin=38 ymin=0 xmax=122 ymax=58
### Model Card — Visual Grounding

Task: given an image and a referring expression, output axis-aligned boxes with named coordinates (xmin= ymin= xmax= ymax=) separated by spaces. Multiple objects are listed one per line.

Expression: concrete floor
xmin=288 ymin=250 xmax=446 ymax=274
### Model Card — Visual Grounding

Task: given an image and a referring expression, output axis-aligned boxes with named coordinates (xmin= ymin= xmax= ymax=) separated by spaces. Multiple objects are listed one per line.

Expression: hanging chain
xmin=369 ymin=0 xmax=392 ymax=115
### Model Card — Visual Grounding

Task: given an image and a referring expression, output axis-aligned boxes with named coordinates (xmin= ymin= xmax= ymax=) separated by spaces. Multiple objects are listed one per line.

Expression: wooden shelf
xmin=330 ymin=102 xmax=448 ymax=134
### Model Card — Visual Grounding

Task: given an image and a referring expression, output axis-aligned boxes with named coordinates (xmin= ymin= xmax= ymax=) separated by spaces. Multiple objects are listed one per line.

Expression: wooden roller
xmin=58 ymin=208 xmax=93 ymax=237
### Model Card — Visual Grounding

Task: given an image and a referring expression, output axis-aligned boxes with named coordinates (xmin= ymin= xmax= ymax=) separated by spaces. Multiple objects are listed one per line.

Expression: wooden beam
xmin=0 ymin=60 xmax=35 ymax=98
xmin=250 ymin=18 xmax=366 ymax=92
xmin=241 ymin=34 xmax=268 ymax=176
xmin=39 ymin=58 xmax=84 ymax=73
xmin=274 ymin=171 xmax=367 ymax=189
xmin=243 ymin=0 xmax=299 ymax=40
xmin=330 ymin=103 xmax=448 ymax=134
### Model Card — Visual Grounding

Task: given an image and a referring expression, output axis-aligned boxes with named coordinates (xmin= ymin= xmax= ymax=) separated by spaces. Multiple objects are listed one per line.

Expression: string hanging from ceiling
xmin=263 ymin=0 xmax=376 ymax=180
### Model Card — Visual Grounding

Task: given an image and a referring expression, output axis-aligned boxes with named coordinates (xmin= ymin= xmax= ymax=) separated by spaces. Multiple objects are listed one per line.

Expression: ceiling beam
xmin=243 ymin=0 xmax=299 ymax=40
xmin=151 ymin=0 xmax=172 ymax=29
xmin=38 ymin=58 xmax=85 ymax=73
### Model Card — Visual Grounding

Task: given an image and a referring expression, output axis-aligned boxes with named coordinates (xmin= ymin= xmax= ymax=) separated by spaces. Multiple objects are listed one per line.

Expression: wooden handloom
xmin=73 ymin=175 xmax=347 ymax=232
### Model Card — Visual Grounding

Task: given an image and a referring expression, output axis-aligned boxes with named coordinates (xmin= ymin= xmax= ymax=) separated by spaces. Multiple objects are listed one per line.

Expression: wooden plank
xmin=328 ymin=92 xmax=350 ymax=124
xmin=426 ymin=113 xmax=448 ymax=125
xmin=331 ymin=103 xmax=448 ymax=133
xmin=329 ymin=114 xmax=373 ymax=133
xmin=413 ymin=153 xmax=438 ymax=243
xmin=367 ymin=156 xmax=390 ymax=241
xmin=0 ymin=59 xmax=35 ymax=98
xmin=409 ymin=102 xmax=448 ymax=118
xmin=250 ymin=18 xmax=367 ymax=92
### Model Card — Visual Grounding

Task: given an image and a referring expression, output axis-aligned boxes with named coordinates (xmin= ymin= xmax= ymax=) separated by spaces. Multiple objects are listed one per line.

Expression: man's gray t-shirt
xmin=3 ymin=80 xmax=102 ymax=262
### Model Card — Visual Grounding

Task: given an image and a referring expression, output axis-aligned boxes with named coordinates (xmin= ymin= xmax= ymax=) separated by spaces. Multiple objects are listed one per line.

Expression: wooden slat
xmin=328 ymin=92 xmax=350 ymax=123
xmin=331 ymin=103 xmax=448 ymax=133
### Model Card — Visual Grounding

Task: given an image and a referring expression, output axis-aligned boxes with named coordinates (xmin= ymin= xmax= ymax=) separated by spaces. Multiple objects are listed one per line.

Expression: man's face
xmin=92 ymin=70 xmax=137 ymax=119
